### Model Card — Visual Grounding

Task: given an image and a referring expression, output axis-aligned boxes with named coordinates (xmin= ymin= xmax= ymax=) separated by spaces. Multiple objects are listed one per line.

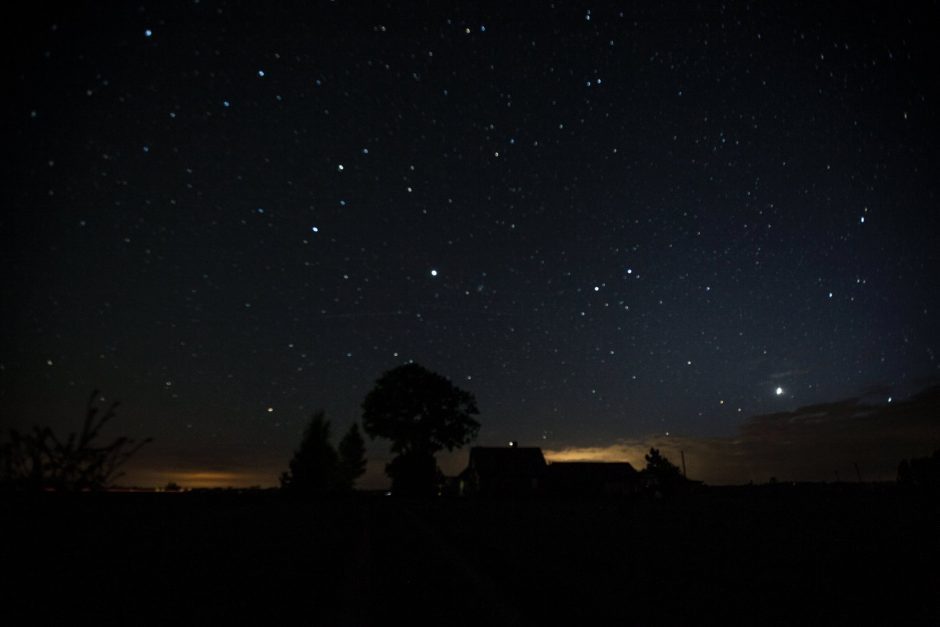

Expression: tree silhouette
xmin=897 ymin=450 xmax=940 ymax=486
xmin=336 ymin=423 xmax=367 ymax=491
xmin=642 ymin=447 xmax=685 ymax=496
xmin=281 ymin=412 xmax=368 ymax=494
xmin=281 ymin=411 xmax=339 ymax=494
xmin=362 ymin=363 xmax=480 ymax=496
xmin=0 ymin=390 xmax=151 ymax=491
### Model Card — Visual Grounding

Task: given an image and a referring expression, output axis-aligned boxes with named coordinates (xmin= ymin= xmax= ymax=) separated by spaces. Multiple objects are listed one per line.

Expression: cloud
xmin=545 ymin=385 xmax=940 ymax=484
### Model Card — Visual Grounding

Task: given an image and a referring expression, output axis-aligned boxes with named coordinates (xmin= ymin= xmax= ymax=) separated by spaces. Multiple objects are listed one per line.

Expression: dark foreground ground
xmin=3 ymin=485 xmax=937 ymax=626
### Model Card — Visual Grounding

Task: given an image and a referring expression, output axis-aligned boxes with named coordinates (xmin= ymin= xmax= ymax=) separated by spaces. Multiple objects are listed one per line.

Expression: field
xmin=3 ymin=486 xmax=937 ymax=626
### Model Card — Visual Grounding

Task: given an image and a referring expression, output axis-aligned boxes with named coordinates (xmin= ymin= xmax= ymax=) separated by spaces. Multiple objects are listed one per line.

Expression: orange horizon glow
xmin=125 ymin=469 xmax=278 ymax=489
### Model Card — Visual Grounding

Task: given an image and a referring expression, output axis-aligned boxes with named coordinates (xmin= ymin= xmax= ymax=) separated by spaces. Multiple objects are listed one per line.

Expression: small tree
xmin=281 ymin=411 xmax=338 ymax=494
xmin=642 ymin=447 xmax=685 ymax=496
xmin=362 ymin=363 xmax=480 ymax=496
xmin=0 ymin=390 xmax=151 ymax=491
xmin=336 ymin=423 xmax=367 ymax=491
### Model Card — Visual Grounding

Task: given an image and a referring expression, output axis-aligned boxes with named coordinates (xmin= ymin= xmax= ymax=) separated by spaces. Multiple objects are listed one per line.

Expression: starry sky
xmin=3 ymin=1 xmax=938 ymax=487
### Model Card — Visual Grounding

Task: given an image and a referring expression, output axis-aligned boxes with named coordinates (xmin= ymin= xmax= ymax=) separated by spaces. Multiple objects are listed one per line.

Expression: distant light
xmin=267 ymin=407 xmax=274 ymax=413
xmin=430 ymin=269 xmax=438 ymax=277
xmin=257 ymin=70 xmax=265 ymax=77
xmin=144 ymin=29 xmax=152 ymax=38
xmin=508 ymin=441 xmax=517 ymax=448
xmin=223 ymin=100 xmax=231 ymax=107
xmin=46 ymin=359 xmax=53 ymax=366
xmin=337 ymin=164 xmax=344 ymax=171
xmin=775 ymin=387 xmax=784 ymax=396
xmin=860 ymin=216 xmax=865 ymax=224
xmin=828 ymin=292 xmax=833 ymax=299
xmin=311 ymin=226 xmax=319 ymax=233
xmin=594 ymin=286 xmax=600 ymax=291
xmin=887 ymin=396 xmax=893 ymax=403
xmin=626 ymin=268 xmax=633 ymax=274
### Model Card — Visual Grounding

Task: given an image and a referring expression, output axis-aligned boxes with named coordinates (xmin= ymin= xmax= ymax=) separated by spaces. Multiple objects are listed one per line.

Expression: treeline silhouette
xmin=897 ymin=449 xmax=940 ymax=486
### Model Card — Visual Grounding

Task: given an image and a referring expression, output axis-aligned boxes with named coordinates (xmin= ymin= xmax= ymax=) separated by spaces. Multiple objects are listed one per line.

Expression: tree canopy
xmin=362 ymin=363 xmax=480 ymax=456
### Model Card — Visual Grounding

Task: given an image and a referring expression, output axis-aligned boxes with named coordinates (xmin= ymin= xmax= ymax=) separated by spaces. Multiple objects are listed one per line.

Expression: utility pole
xmin=680 ymin=450 xmax=687 ymax=478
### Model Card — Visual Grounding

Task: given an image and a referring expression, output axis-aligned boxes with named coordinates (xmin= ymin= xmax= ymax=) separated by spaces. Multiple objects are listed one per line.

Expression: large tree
xmin=362 ymin=363 xmax=479 ymax=496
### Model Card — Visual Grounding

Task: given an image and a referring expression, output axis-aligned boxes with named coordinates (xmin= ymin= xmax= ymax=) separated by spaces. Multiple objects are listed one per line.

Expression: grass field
xmin=3 ymin=485 xmax=937 ymax=626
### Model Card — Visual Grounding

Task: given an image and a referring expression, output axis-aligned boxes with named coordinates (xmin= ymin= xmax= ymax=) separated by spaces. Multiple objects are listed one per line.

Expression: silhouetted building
xmin=548 ymin=461 xmax=641 ymax=496
xmin=459 ymin=446 xmax=547 ymax=496
xmin=459 ymin=447 xmax=647 ymax=497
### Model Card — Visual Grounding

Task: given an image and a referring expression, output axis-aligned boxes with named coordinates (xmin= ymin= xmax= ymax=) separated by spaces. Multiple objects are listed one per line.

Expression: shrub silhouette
xmin=362 ymin=363 xmax=479 ymax=496
xmin=0 ymin=390 xmax=151 ymax=491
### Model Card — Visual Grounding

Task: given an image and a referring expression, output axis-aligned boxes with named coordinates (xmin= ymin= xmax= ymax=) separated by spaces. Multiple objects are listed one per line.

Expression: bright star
xmin=775 ymin=387 xmax=784 ymax=396
xmin=430 ymin=269 xmax=438 ymax=277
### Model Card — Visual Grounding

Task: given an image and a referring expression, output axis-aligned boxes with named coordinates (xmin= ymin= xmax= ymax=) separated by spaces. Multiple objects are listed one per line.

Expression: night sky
xmin=4 ymin=1 xmax=938 ymax=487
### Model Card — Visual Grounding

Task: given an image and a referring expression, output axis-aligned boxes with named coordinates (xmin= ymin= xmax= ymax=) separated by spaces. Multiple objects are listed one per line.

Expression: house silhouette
xmin=458 ymin=445 xmax=643 ymax=497
xmin=459 ymin=446 xmax=547 ymax=496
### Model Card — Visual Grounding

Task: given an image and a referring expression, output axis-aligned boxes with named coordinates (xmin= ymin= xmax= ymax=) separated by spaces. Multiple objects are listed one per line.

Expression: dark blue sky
xmin=4 ymin=1 xmax=938 ymax=486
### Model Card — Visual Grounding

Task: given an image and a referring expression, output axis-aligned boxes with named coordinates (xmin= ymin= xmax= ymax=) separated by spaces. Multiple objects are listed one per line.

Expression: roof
xmin=467 ymin=446 xmax=547 ymax=478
